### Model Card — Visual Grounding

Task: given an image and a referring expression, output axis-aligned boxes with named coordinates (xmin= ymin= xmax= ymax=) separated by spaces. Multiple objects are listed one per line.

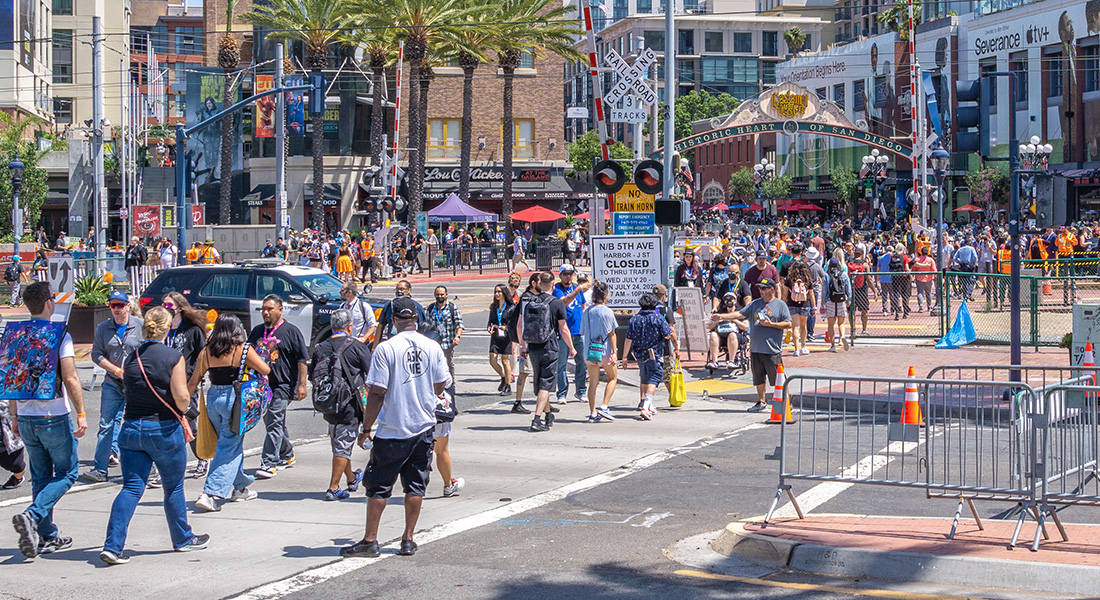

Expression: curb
xmin=712 ymin=517 xmax=1100 ymax=597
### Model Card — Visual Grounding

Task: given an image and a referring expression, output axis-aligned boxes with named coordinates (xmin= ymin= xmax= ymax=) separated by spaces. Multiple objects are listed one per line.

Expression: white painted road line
xmin=229 ymin=422 xmax=770 ymax=600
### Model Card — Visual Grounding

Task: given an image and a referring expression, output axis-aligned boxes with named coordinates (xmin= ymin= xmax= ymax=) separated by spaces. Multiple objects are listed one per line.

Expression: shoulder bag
xmin=229 ymin=343 xmax=273 ymax=436
xmin=136 ymin=346 xmax=195 ymax=443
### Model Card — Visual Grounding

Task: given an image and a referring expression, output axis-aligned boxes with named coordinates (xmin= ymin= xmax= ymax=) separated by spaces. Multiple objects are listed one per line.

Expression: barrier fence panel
xmin=846 ymin=271 xmax=944 ymax=340
xmin=766 ymin=374 xmax=1044 ymax=547
xmin=1039 ymin=381 xmax=1100 ymax=510
xmin=926 ymin=365 xmax=1097 ymax=392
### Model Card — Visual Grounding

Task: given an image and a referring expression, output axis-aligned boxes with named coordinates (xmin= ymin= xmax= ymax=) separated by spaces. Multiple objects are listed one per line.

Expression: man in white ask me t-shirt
xmin=342 ymin=296 xmax=448 ymax=560
xmin=9 ymin=281 xmax=88 ymax=559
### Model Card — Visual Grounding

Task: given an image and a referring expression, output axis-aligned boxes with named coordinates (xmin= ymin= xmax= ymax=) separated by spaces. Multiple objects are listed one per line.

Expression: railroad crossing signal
xmin=603 ymin=48 xmax=658 ymax=108
xmin=593 ymin=160 xmax=627 ymax=194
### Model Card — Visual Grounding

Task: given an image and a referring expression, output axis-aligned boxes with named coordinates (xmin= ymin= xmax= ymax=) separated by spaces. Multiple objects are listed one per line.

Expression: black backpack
xmin=828 ymin=272 xmax=847 ymax=302
xmin=889 ymin=254 xmax=904 ymax=272
xmin=4 ymin=263 xmax=18 ymax=282
xmin=312 ymin=338 xmax=359 ymax=424
xmin=522 ymin=294 xmax=555 ymax=344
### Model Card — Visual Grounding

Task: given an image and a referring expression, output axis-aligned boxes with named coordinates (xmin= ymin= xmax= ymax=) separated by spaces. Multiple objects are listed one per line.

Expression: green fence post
xmin=1030 ymin=277 xmax=1039 ymax=351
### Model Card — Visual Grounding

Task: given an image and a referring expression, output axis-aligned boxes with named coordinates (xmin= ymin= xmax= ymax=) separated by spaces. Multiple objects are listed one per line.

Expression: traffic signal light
xmin=363 ymin=198 xmax=376 ymax=212
xmin=381 ymin=198 xmax=394 ymax=212
xmin=655 ymin=195 xmax=689 ymax=226
xmin=955 ymin=78 xmax=989 ymax=157
xmin=633 ymin=159 xmax=663 ymax=195
xmin=593 ymin=160 xmax=626 ymax=194
xmin=308 ymin=72 xmax=325 ymax=117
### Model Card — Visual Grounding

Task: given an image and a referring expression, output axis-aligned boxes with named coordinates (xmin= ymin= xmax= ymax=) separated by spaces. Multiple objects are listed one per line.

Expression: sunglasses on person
xmin=110 ymin=303 xmax=128 ymax=310
xmin=162 ymin=302 xmax=176 ymax=310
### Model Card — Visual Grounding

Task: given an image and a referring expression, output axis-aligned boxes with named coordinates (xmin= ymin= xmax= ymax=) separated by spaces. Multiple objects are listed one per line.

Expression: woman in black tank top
xmin=186 ymin=315 xmax=270 ymax=512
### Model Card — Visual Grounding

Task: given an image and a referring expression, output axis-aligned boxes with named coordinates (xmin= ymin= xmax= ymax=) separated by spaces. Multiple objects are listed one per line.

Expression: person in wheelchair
xmin=706 ymin=287 xmax=751 ymax=371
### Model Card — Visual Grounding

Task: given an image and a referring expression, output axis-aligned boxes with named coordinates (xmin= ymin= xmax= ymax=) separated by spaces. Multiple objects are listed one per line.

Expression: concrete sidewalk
xmin=700 ymin=514 xmax=1100 ymax=597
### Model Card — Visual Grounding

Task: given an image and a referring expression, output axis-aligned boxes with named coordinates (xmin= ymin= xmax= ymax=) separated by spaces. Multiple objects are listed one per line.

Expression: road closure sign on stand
xmin=48 ymin=255 xmax=75 ymax=299
xmin=591 ymin=235 xmax=661 ymax=309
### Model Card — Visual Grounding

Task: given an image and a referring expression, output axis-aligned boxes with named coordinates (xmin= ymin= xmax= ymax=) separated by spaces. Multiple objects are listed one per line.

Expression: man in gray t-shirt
xmin=728 ymin=278 xmax=791 ymax=412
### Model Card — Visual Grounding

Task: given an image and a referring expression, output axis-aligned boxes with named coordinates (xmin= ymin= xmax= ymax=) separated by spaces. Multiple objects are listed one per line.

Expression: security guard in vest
xmin=199 ymin=239 xmax=221 ymax=264
xmin=185 ymin=241 xmax=201 ymax=265
xmin=360 ymin=235 xmax=376 ymax=283
xmin=995 ymin=238 xmax=1012 ymax=309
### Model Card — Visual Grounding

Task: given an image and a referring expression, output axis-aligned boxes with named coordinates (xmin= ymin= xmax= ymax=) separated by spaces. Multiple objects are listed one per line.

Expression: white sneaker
xmin=443 ymin=478 xmax=465 ymax=497
xmin=229 ymin=488 xmax=257 ymax=502
xmin=195 ymin=493 xmax=220 ymax=512
xmin=800 ymin=348 xmax=810 ymax=356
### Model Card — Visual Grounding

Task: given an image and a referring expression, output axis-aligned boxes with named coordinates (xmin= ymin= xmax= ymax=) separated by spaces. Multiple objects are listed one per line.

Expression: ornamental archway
xmin=651 ymin=81 xmax=913 ymax=159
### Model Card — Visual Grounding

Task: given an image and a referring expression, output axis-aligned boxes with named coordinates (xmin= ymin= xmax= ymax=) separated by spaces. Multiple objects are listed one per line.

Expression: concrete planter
xmin=68 ymin=305 xmax=111 ymax=344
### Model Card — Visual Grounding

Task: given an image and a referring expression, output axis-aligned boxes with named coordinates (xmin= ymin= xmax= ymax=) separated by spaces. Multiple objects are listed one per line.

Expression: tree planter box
xmin=68 ymin=305 xmax=112 ymax=344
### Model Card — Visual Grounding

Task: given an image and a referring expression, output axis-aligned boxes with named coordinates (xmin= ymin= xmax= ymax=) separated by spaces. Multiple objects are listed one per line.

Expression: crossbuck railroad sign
xmin=603 ymin=47 xmax=658 ymax=108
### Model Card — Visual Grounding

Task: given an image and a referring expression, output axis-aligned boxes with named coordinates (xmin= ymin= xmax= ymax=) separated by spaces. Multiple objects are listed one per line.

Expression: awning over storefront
xmin=419 ymin=166 xmax=590 ymax=203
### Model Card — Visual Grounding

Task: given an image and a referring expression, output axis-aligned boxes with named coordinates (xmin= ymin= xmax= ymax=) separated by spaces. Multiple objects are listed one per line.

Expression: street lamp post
xmin=753 ymin=158 xmax=775 ymax=216
xmin=930 ymin=147 xmax=950 ymax=322
xmin=9 ymin=159 xmax=24 ymax=260
xmin=861 ymin=149 xmax=889 ymax=217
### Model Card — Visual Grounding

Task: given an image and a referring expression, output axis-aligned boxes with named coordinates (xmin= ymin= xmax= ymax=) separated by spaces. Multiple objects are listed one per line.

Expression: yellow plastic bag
xmin=196 ymin=387 xmax=217 ymax=460
xmin=668 ymin=360 xmax=687 ymax=407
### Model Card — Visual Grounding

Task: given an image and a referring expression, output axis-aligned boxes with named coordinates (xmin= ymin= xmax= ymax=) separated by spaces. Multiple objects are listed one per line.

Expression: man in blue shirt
xmin=952 ymin=239 xmax=979 ymax=300
xmin=553 ymin=264 xmax=590 ymax=403
xmin=876 ymin=248 xmax=894 ymax=316
xmin=621 ymin=293 xmax=674 ymax=419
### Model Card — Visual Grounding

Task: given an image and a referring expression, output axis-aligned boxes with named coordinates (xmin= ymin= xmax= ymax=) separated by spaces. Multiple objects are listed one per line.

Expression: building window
xmin=174 ymin=27 xmax=204 ymax=55
xmin=1047 ymin=53 xmax=1063 ymax=98
xmin=613 ymin=0 xmax=628 ymax=20
xmin=52 ymin=0 xmax=72 ymax=15
xmin=133 ymin=26 xmax=170 ymax=54
xmin=705 ymin=32 xmax=723 ymax=53
xmin=762 ymin=31 xmax=778 ymax=57
xmin=678 ymin=59 xmax=697 ymax=84
xmin=833 ymin=83 xmax=845 ymax=110
xmin=873 ymin=75 xmax=887 ymax=107
xmin=519 ymin=48 xmax=534 ymax=69
xmin=703 ymin=185 xmax=724 ymax=203
xmin=53 ymin=98 xmax=73 ymax=125
xmin=132 ymin=32 xmax=147 ymax=55
xmin=508 ymin=119 xmax=535 ymax=159
xmin=52 ymin=29 xmax=73 ymax=84
xmin=816 ymin=87 xmax=827 ymax=100
xmin=643 ymin=31 xmax=664 ymax=52
xmin=1085 ymin=46 xmax=1100 ymax=94
xmin=762 ymin=61 xmax=776 ymax=85
xmin=1010 ymin=54 xmax=1027 ymax=103
xmin=733 ymin=32 xmax=752 ymax=53
xmin=678 ymin=30 xmax=694 ymax=55
xmin=638 ymin=0 xmax=653 ymax=12
xmin=980 ymin=60 xmax=997 ymax=111
xmin=853 ymin=79 xmax=866 ymax=111
xmin=428 ymin=118 xmax=461 ymax=159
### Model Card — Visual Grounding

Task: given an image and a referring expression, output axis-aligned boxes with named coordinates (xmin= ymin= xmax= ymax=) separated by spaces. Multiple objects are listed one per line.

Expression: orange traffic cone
xmin=1084 ymin=342 xmax=1096 ymax=386
xmin=1042 ymin=280 xmax=1053 ymax=295
xmin=768 ymin=364 xmax=796 ymax=423
xmin=901 ymin=366 xmax=924 ymax=427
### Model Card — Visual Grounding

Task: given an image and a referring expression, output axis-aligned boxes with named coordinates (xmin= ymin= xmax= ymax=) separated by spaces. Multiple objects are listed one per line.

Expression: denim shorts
xmin=637 ymin=357 xmax=663 ymax=386
xmin=788 ymin=304 xmax=813 ymax=317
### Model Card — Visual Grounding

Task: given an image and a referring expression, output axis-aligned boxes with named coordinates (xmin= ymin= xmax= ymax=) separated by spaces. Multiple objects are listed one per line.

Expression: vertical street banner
xmin=285 ymin=74 xmax=305 ymax=137
xmin=192 ymin=204 xmax=205 ymax=226
xmin=255 ymin=74 xmax=275 ymax=138
xmin=185 ymin=68 xmax=243 ymax=191
xmin=133 ymin=205 xmax=161 ymax=238
xmin=161 ymin=205 xmax=177 ymax=229
xmin=591 ymin=235 xmax=662 ymax=309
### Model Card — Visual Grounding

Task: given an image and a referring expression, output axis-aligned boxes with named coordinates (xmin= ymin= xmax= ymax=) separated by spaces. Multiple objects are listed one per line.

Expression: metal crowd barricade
xmin=927 ymin=365 xmax=1097 ymax=392
xmin=764 ymin=373 xmax=1042 ymax=547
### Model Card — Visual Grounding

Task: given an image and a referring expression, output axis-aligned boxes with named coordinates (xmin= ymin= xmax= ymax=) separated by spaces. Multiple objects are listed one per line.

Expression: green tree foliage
xmin=877 ymin=0 xmax=922 ymax=40
xmin=650 ymin=90 xmax=740 ymax=161
xmin=783 ymin=27 xmax=806 ymax=56
xmin=727 ymin=167 xmax=755 ymax=203
xmin=566 ymin=130 xmax=633 ymax=177
xmin=965 ymin=163 xmax=1009 ymax=213
xmin=761 ymin=174 xmax=792 ymax=200
xmin=0 ymin=114 xmax=48 ymax=243
xmin=829 ymin=165 xmax=860 ymax=215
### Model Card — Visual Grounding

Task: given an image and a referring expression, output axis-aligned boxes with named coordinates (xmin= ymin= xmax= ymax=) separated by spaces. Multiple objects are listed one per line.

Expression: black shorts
xmin=489 ymin=334 xmax=512 ymax=355
xmin=0 ymin=446 xmax=25 ymax=474
xmin=750 ymin=352 xmax=782 ymax=387
xmin=364 ymin=428 xmax=434 ymax=499
xmin=851 ymin=285 xmax=869 ymax=312
xmin=529 ymin=343 xmax=558 ymax=393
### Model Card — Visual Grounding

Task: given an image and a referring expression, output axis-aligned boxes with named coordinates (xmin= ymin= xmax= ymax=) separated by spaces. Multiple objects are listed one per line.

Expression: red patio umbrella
xmin=953 ymin=203 xmax=984 ymax=212
xmin=511 ymin=205 xmax=567 ymax=222
xmin=800 ymin=203 xmax=824 ymax=211
xmin=572 ymin=209 xmax=610 ymax=220
xmin=711 ymin=202 xmax=729 ymax=210
xmin=748 ymin=203 xmax=764 ymax=210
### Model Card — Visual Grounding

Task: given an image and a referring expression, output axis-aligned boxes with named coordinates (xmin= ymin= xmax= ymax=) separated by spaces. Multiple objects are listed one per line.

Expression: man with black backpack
xmin=518 ymin=272 xmax=574 ymax=432
xmin=4 ymin=256 xmax=27 ymax=307
xmin=309 ymin=309 xmax=372 ymax=501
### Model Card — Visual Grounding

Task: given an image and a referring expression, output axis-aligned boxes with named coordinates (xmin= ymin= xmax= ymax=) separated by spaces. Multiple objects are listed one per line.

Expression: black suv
xmin=140 ymin=261 xmax=386 ymax=347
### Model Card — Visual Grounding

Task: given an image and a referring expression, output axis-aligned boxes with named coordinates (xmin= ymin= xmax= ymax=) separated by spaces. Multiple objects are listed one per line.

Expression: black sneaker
xmin=510 ymin=401 xmax=530 ymax=414
xmin=176 ymin=533 xmax=210 ymax=552
xmin=497 ymin=378 xmax=506 ymax=392
xmin=100 ymin=550 xmax=130 ymax=565
xmin=398 ymin=539 xmax=418 ymax=556
xmin=545 ymin=412 xmax=555 ymax=429
xmin=529 ymin=416 xmax=549 ymax=432
xmin=548 ymin=405 xmax=560 ymax=413
xmin=500 ymin=384 xmax=512 ymax=396
xmin=1 ymin=474 xmax=24 ymax=489
xmin=340 ymin=539 xmax=381 ymax=558
xmin=12 ymin=512 xmax=38 ymax=558
xmin=193 ymin=459 xmax=209 ymax=479
xmin=38 ymin=535 xmax=73 ymax=555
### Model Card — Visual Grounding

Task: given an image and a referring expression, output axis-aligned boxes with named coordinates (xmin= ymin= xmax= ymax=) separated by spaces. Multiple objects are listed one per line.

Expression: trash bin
xmin=535 ymin=242 xmax=555 ymax=271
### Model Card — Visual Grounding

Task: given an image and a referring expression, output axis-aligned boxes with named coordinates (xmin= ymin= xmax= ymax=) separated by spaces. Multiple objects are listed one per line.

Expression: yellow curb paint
xmin=673 ymin=569 xmax=975 ymax=600
xmin=685 ymin=380 xmax=752 ymax=394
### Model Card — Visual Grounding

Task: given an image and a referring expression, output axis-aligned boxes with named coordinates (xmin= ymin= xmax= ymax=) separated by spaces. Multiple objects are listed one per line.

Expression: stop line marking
xmin=230 ymin=422 xmax=769 ymax=600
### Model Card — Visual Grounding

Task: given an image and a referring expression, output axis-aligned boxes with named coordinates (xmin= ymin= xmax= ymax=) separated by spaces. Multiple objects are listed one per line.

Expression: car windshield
xmin=294 ymin=273 xmax=344 ymax=300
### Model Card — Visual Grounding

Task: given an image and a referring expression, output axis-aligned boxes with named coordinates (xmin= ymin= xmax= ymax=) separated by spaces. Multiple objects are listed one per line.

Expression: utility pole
xmin=661 ymin=0 xmax=676 ymax=288
xmin=275 ymin=42 xmax=287 ymax=240
xmin=93 ymin=16 xmax=106 ymax=264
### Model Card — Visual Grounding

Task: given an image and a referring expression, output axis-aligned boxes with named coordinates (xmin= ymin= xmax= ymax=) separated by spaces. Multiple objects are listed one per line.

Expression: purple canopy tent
xmin=426 ymin=193 xmax=499 ymax=223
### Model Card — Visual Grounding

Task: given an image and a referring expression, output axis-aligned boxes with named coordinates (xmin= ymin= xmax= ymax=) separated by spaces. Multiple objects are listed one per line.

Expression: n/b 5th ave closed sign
xmin=591 ymin=235 xmax=662 ymax=309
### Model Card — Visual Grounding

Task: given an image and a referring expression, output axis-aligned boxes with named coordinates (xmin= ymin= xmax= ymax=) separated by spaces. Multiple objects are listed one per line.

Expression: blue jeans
xmin=18 ymin=414 xmax=79 ymax=540
xmin=104 ymin=419 xmax=194 ymax=553
xmin=556 ymin=334 xmax=587 ymax=399
xmin=93 ymin=381 xmax=125 ymax=473
xmin=261 ymin=394 xmax=293 ymax=469
xmin=204 ymin=385 xmax=254 ymax=498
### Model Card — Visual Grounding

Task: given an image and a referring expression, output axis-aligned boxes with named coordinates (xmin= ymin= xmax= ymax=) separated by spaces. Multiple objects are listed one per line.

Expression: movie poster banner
xmin=255 ymin=74 xmax=275 ymax=138
xmin=286 ymin=74 xmax=305 ymax=137
xmin=184 ymin=68 xmax=243 ymax=192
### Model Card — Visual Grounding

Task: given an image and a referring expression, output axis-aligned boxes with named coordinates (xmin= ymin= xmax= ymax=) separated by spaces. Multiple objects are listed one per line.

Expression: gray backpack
xmin=522 ymin=295 xmax=555 ymax=344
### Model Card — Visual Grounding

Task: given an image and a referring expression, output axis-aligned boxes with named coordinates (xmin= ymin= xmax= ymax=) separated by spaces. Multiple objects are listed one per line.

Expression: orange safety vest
xmin=200 ymin=246 xmax=217 ymax=264
xmin=1029 ymin=238 xmax=1048 ymax=260
xmin=186 ymin=248 xmax=199 ymax=264
xmin=916 ymin=237 xmax=931 ymax=254
xmin=1057 ymin=233 xmax=1076 ymax=256
xmin=997 ymin=248 xmax=1012 ymax=275
xmin=361 ymin=238 xmax=374 ymax=258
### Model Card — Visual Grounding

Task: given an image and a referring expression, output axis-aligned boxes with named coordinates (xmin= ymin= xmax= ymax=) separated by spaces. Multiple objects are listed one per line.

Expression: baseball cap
xmin=392 ymin=296 xmax=417 ymax=319
xmin=559 ymin=263 xmax=576 ymax=273
xmin=756 ymin=278 xmax=777 ymax=289
xmin=109 ymin=290 xmax=129 ymax=303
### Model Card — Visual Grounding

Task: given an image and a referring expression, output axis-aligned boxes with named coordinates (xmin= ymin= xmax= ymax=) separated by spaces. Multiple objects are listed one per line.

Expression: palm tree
xmin=217 ymin=0 xmax=239 ymax=225
xmin=243 ymin=0 xmax=356 ymax=232
xmin=783 ymin=27 xmax=806 ymax=57
xmin=339 ymin=27 xmax=395 ymax=167
xmin=439 ymin=9 xmax=496 ymax=203
xmin=356 ymin=0 xmax=478 ymax=216
xmin=492 ymin=0 xmax=583 ymax=230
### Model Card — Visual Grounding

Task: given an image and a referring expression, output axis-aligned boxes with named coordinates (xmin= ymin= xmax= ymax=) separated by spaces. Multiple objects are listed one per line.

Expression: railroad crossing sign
xmin=48 ymin=255 xmax=75 ymax=297
xmin=603 ymin=48 xmax=658 ymax=108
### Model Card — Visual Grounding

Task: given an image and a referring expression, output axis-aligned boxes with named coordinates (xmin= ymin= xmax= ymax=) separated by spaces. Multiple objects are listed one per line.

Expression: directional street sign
xmin=603 ymin=48 xmax=658 ymax=108
xmin=48 ymin=255 xmax=75 ymax=297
